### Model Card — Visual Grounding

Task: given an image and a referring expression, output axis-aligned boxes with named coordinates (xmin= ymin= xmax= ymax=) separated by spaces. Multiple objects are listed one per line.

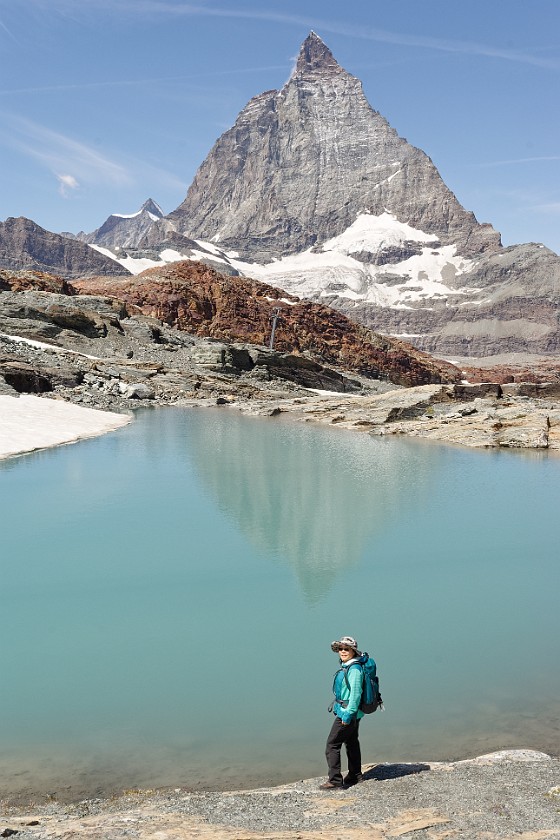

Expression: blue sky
xmin=0 ymin=0 xmax=559 ymax=253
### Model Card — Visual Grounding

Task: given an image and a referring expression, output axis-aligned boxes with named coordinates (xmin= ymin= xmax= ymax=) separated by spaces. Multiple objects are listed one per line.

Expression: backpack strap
xmin=342 ymin=662 xmax=363 ymax=693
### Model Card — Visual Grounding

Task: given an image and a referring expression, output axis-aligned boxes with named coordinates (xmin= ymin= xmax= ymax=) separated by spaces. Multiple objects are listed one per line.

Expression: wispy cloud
xmin=0 ymin=114 xmax=132 ymax=188
xmin=36 ymin=1 xmax=557 ymax=71
xmin=533 ymin=202 xmax=560 ymax=214
xmin=0 ymin=112 xmax=186 ymax=194
xmin=120 ymin=154 xmax=187 ymax=193
xmin=0 ymin=65 xmax=288 ymax=97
xmin=56 ymin=173 xmax=79 ymax=197
xmin=8 ymin=1 xmax=559 ymax=70
xmin=0 ymin=17 xmax=19 ymax=43
xmin=475 ymin=156 xmax=560 ymax=168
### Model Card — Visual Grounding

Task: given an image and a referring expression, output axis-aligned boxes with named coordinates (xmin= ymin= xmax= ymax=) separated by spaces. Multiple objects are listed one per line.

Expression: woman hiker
xmin=320 ymin=635 xmax=364 ymax=790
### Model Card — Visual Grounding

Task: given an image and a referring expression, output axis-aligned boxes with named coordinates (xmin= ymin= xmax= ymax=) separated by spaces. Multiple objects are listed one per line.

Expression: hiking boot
xmin=343 ymin=773 xmax=363 ymax=787
xmin=319 ymin=781 xmax=343 ymax=790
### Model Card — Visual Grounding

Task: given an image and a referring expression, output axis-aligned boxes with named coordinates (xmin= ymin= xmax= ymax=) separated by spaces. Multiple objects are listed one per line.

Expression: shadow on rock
xmin=364 ymin=762 xmax=431 ymax=781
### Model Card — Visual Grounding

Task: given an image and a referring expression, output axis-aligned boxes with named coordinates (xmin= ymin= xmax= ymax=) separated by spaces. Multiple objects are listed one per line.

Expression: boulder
xmin=119 ymin=382 xmax=155 ymax=400
xmin=501 ymin=382 xmax=560 ymax=399
xmin=495 ymin=414 xmax=549 ymax=448
xmin=45 ymin=304 xmax=110 ymax=338
xmin=453 ymin=383 xmax=502 ymax=400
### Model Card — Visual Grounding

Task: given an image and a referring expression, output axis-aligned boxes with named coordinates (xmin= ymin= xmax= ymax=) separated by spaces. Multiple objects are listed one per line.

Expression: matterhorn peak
xmin=169 ymin=31 xmax=501 ymax=265
xmin=294 ymin=31 xmax=342 ymax=76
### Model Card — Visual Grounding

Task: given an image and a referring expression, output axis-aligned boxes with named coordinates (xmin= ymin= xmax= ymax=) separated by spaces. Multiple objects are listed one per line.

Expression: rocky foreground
xmin=1 ymin=751 xmax=559 ymax=839
xmin=1 ymin=267 xmax=560 ymax=453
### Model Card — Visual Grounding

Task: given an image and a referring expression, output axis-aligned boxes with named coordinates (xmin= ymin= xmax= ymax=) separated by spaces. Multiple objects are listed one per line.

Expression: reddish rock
xmin=463 ymin=361 xmax=560 ymax=385
xmin=75 ymin=261 xmax=460 ymax=387
xmin=0 ymin=268 xmax=77 ymax=295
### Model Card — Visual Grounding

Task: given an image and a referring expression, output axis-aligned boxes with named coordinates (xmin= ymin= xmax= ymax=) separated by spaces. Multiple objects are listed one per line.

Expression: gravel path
xmin=1 ymin=751 xmax=559 ymax=839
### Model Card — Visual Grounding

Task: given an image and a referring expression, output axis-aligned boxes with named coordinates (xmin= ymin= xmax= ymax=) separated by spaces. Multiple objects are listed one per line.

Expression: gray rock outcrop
xmin=2 ymin=277 xmax=560 ymax=451
xmin=1 ymin=751 xmax=559 ymax=837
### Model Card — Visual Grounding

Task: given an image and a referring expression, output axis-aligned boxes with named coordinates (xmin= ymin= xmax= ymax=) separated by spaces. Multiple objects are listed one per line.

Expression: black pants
xmin=325 ymin=716 xmax=361 ymax=785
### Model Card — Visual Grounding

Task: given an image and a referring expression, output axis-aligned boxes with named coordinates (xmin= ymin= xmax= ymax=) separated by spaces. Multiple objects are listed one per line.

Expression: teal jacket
xmin=332 ymin=661 xmax=364 ymax=724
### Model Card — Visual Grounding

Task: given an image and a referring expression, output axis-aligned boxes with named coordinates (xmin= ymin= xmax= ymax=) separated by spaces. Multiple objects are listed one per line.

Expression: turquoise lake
xmin=1 ymin=406 xmax=559 ymax=800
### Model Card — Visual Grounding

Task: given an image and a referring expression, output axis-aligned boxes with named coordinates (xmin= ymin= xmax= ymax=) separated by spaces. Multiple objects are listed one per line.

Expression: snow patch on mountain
xmin=90 ymin=244 xmax=186 ymax=274
xmin=323 ymin=212 xmax=438 ymax=255
xmin=113 ymin=210 xmax=161 ymax=222
xmin=77 ymin=199 xmax=165 ymax=249
xmin=112 ymin=199 xmax=164 ymax=222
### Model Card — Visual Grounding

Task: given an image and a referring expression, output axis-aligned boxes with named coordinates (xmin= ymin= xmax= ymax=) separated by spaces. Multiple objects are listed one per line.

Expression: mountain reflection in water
xmin=183 ymin=409 xmax=435 ymax=602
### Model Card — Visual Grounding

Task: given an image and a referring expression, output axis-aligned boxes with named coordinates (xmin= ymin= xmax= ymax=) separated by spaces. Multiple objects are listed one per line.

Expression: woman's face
xmin=339 ymin=646 xmax=355 ymax=662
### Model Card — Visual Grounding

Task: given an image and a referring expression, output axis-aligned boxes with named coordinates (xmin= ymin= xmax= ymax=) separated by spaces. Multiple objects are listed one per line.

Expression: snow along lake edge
xmin=0 ymin=394 xmax=131 ymax=460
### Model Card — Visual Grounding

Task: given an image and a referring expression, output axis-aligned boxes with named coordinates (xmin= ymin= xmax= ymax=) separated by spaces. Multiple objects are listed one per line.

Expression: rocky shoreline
xmin=3 ymin=338 xmax=560 ymax=456
xmin=1 ymin=751 xmax=559 ymax=839
xmin=215 ymin=380 xmax=560 ymax=451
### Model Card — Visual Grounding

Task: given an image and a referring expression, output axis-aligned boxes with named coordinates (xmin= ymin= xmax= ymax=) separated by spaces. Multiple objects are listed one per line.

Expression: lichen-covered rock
xmin=0 ymin=268 xmax=77 ymax=295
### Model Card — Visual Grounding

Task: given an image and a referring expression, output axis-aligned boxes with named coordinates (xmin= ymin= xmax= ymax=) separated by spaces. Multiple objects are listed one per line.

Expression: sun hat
xmin=331 ymin=636 xmax=360 ymax=654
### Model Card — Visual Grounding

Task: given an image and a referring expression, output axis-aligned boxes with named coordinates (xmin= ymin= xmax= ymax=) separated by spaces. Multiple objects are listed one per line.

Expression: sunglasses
xmin=338 ymin=647 xmax=352 ymax=652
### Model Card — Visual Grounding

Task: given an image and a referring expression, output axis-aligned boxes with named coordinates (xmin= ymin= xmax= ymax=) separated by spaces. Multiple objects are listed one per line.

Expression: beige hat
xmin=331 ymin=636 xmax=360 ymax=653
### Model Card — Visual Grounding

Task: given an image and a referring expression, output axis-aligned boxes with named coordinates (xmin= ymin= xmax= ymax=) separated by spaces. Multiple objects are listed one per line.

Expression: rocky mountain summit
xmin=167 ymin=32 xmax=500 ymax=262
xmin=70 ymin=198 xmax=165 ymax=249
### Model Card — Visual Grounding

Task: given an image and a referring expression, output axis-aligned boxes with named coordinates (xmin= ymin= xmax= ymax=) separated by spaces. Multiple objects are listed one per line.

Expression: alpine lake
xmin=1 ymin=405 xmax=559 ymax=801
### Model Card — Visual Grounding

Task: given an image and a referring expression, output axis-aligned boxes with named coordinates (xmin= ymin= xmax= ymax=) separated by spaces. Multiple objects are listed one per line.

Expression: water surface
xmin=1 ymin=407 xmax=559 ymax=800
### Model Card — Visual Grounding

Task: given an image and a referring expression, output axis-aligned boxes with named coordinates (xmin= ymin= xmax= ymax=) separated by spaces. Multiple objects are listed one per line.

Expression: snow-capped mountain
xmin=77 ymin=199 xmax=164 ymax=249
xmin=166 ymin=32 xmax=500 ymax=263
xmin=127 ymin=32 xmax=558 ymax=358
xmin=104 ymin=208 xmax=560 ymax=358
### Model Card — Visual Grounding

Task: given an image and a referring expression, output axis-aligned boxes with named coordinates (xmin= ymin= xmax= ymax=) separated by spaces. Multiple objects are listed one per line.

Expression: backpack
xmin=343 ymin=653 xmax=384 ymax=714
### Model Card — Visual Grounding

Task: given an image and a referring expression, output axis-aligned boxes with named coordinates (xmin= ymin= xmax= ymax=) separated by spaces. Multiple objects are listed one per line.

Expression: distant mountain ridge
xmin=0 ymin=216 xmax=127 ymax=279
